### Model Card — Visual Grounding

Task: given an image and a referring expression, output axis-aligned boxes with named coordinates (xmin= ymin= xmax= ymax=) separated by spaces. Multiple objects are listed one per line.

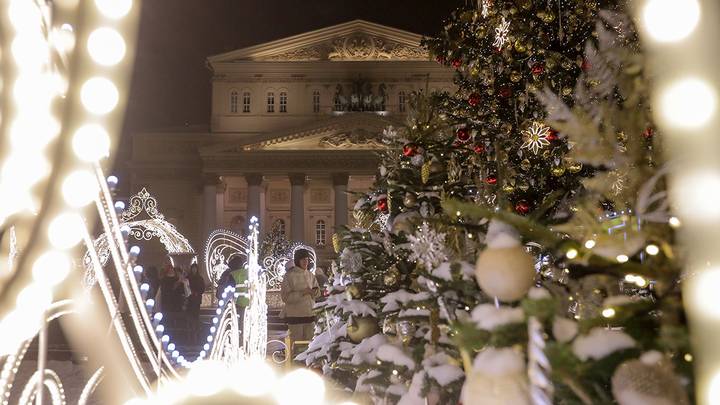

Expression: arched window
xmin=267 ymin=91 xmax=275 ymax=113
xmin=279 ymin=91 xmax=288 ymax=113
xmin=273 ymin=219 xmax=286 ymax=237
xmin=230 ymin=90 xmax=239 ymax=113
xmin=398 ymin=91 xmax=407 ymax=113
xmin=315 ymin=220 xmax=326 ymax=247
xmin=312 ymin=91 xmax=321 ymax=113
xmin=242 ymin=91 xmax=251 ymax=113
xmin=230 ymin=215 xmax=246 ymax=236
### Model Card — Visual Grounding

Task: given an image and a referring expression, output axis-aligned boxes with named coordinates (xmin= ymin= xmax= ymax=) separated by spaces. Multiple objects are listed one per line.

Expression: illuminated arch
xmin=83 ymin=188 xmax=195 ymax=286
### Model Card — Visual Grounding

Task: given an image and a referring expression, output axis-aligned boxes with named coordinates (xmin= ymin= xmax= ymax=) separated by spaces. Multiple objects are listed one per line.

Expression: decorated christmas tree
xmin=300 ymin=2 xmax=693 ymax=404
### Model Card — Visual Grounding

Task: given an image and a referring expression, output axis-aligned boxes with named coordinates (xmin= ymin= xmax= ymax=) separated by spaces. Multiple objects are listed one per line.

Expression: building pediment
xmin=207 ymin=20 xmax=429 ymax=64
xmin=200 ymin=113 xmax=399 ymax=156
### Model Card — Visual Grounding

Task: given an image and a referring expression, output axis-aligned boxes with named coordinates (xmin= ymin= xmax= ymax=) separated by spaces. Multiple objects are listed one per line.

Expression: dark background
xmin=121 ymin=0 xmax=467 ymax=133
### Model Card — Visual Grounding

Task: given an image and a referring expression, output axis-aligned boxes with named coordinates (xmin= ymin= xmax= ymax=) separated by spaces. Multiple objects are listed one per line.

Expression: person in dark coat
xmin=159 ymin=265 xmax=185 ymax=313
xmin=186 ymin=263 xmax=206 ymax=341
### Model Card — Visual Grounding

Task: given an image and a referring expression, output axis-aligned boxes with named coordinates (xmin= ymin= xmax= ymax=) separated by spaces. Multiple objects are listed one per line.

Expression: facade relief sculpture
xmin=257 ymin=34 xmax=428 ymax=62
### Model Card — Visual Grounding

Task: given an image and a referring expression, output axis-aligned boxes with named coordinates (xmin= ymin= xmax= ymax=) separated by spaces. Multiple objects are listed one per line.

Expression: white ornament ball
xmin=611 ymin=357 xmax=689 ymax=405
xmin=475 ymin=246 xmax=536 ymax=302
xmin=461 ymin=348 xmax=531 ymax=405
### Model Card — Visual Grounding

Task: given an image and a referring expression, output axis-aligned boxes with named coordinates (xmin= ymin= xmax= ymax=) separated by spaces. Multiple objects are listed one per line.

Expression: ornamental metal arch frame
xmin=83 ymin=188 xmax=196 ymax=286
xmin=262 ymin=243 xmax=317 ymax=291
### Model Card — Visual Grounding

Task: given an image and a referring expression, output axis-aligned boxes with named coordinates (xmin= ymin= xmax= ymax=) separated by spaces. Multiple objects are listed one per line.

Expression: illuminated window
xmin=312 ymin=91 xmax=320 ymax=113
xmin=230 ymin=90 xmax=238 ymax=113
xmin=315 ymin=220 xmax=326 ymax=246
xmin=242 ymin=91 xmax=251 ymax=113
xmin=279 ymin=91 xmax=288 ymax=113
xmin=267 ymin=92 xmax=275 ymax=113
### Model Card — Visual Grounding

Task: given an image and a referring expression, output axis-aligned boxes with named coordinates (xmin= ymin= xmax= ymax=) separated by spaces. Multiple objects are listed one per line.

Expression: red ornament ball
xmin=531 ymin=63 xmax=545 ymax=75
xmin=451 ymin=59 xmax=462 ymax=69
xmin=456 ymin=128 xmax=471 ymax=143
xmin=499 ymin=87 xmax=512 ymax=98
xmin=473 ymin=144 xmax=485 ymax=154
xmin=436 ymin=55 xmax=446 ymax=65
xmin=515 ymin=200 xmax=531 ymax=215
xmin=377 ymin=198 xmax=388 ymax=212
xmin=402 ymin=143 xmax=418 ymax=157
xmin=581 ymin=59 xmax=591 ymax=72
xmin=468 ymin=93 xmax=481 ymax=107
xmin=485 ymin=175 xmax=497 ymax=185
xmin=642 ymin=127 xmax=654 ymax=139
xmin=547 ymin=129 xmax=559 ymax=141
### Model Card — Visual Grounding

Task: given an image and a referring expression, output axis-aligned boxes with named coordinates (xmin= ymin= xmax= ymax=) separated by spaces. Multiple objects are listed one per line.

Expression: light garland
xmin=637 ymin=1 xmax=720 ymax=404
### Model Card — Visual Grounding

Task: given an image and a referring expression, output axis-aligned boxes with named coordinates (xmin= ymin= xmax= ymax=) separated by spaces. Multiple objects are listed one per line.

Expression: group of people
xmin=144 ymin=263 xmax=206 ymax=340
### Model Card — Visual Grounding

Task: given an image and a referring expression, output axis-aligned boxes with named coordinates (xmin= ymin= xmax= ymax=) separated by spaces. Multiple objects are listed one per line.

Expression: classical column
xmin=332 ymin=173 xmax=349 ymax=231
xmin=245 ymin=173 xmax=263 ymax=225
xmin=202 ymin=174 xmax=221 ymax=240
xmin=215 ymin=177 xmax=226 ymax=228
xmin=289 ymin=173 xmax=306 ymax=242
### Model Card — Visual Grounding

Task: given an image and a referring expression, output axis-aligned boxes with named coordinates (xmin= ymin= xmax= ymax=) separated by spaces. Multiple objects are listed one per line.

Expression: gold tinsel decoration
xmin=332 ymin=233 xmax=342 ymax=254
xmin=421 ymin=161 xmax=432 ymax=184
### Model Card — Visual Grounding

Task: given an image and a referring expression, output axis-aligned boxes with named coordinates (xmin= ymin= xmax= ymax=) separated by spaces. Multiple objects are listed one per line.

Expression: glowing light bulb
xmin=1 ymin=153 xmax=49 ymax=189
xmin=10 ymin=115 xmax=60 ymax=150
xmin=32 ymin=251 xmax=71 ymax=287
xmin=584 ymin=240 xmax=596 ymax=249
xmin=11 ymin=33 xmax=49 ymax=69
xmin=17 ymin=283 xmax=53 ymax=317
xmin=645 ymin=244 xmax=660 ymax=256
xmin=669 ymin=216 xmax=681 ymax=228
xmin=642 ymin=0 xmax=700 ymax=43
xmin=566 ymin=249 xmax=578 ymax=259
xmin=87 ymin=28 xmax=126 ymax=66
xmin=8 ymin=0 xmax=42 ymax=30
xmin=274 ymin=369 xmax=325 ymax=405
xmin=231 ymin=358 xmax=276 ymax=397
xmin=62 ymin=170 xmax=98 ymax=207
xmin=709 ymin=370 xmax=720 ymax=405
xmin=186 ymin=361 xmax=228 ymax=397
xmin=689 ymin=268 xmax=720 ymax=319
xmin=602 ymin=308 xmax=616 ymax=318
xmin=674 ymin=172 xmax=720 ymax=220
xmin=660 ymin=78 xmax=716 ymax=129
xmin=48 ymin=213 xmax=85 ymax=249
xmin=616 ymin=255 xmax=629 ymax=263
xmin=81 ymin=77 xmax=119 ymax=115
xmin=635 ymin=277 xmax=648 ymax=288
xmin=73 ymin=124 xmax=110 ymax=162
xmin=51 ymin=24 xmax=75 ymax=55
xmin=95 ymin=0 xmax=133 ymax=19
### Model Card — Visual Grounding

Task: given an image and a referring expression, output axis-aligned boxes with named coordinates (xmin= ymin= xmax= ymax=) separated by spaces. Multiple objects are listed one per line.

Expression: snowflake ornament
xmin=521 ymin=122 xmax=551 ymax=155
xmin=407 ymin=222 xmax=448 ymax=270
xmin=493 ymin=17 xmax=511 ymax=50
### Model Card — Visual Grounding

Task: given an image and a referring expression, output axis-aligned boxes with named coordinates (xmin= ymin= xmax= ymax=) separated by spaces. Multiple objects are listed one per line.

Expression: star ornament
xmin=521 ymin=122 xmax=551 ymax=155
xmin=493 ymin=17 xmax=511 ymax=50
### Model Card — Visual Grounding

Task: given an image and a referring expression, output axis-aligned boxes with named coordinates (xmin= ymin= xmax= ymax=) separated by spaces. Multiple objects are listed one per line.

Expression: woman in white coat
xmin=281 ymin=249 xmax=319 ymax=341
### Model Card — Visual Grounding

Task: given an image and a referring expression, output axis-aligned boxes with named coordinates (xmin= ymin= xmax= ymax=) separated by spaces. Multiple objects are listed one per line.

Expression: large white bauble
xmin=461 ymin=369 xmax=531 ymax=405
xmin=474 ymin=246 xmax=536 ymax=302
xmin=611 ymin=358 xmax=689 ymax=405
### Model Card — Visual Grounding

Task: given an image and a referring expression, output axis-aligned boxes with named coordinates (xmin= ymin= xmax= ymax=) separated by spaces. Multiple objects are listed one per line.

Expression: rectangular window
xmin=242 ymin=92 xmax=251 ymax=113
xmin=267 ymin=92 xmax=275 ymax=113
xmin=279 ymin=92 xmax=287 ymax=113
xmin=312 ymin=91 xmax=320 ymax=113
xmin=315 ymin=220 xmax=326 ymax=246
xmin=230 ymin=91 xmax=238 ymax=113
xmin=398 ymin=91 xmax=406 ymax=113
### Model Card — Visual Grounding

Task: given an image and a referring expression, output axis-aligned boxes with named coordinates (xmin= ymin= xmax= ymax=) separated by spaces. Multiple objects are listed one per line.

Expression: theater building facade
xmin=128 ymin=20 xmax=453 ymax=268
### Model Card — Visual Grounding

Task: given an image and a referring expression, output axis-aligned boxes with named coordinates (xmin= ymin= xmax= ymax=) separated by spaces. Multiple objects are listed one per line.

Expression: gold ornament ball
xmin=510 ymin=71 xmax=522 ymax=83
xmin=470 ymin=66 xmax=481 ymax=77
xmin=551 ymin=166 xmax=566 ymax=177
xmin=520 ymin=159 xmax=532 ymax=171
xmin=611 ymin=358 xmax=689 ymax=405
xmin=475 ymin=246 xmax=536 ymax=302
xmin=567 ymin=161 xmax=583 ymax=173
xmin=502 ymin=184 xmax=516 ymax=193
xmin=346 ymin=284 xmax=363 ymax=300
xmin=403 ymin=193 xmax=417 ymax=207
xmin=384 ymin=266 xmax=400 ymax=286
xmin=513 ymin=40 xmax=527 ymax=53
xmin=347 ymin=316 xmax=380 ymax=343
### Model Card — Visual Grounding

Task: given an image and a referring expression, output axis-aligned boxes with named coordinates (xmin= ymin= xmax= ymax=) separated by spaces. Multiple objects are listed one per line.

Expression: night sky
xmin=121 ymin=0 xmax=467 ymax=133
